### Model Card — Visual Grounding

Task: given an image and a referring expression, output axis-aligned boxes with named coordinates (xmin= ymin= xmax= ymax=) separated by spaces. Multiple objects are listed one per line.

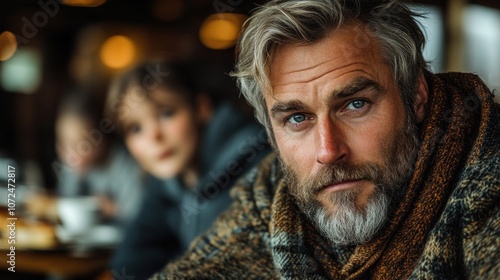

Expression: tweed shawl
xmin=151 ymin=73 xmax=499 ymax=280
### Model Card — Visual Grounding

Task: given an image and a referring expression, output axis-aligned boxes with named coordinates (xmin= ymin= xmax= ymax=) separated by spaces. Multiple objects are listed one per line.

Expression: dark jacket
xmin=149 ymin=73 xmax=500 ymax=280
xmin=110 ymin=103 xmax=271 ymax=279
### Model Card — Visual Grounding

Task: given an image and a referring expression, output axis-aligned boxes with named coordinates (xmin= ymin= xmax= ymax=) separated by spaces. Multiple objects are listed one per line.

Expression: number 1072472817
xmin=7 ymin=165 xmax=16 ymax=216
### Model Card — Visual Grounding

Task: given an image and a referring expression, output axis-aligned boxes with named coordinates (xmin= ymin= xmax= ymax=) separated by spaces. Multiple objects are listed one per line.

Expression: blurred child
xmin=106 ymin=61 xmax=270 ymax=279
xmin=56 ymin=90 xmax=145 ymax=226
xmin=25 ymin=89 xmax=144 ymax=232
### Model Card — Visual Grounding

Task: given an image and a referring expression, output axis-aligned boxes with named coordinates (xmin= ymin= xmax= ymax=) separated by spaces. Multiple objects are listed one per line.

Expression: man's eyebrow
xmin=269 ymin=78 xmax=383 ymax=120
xmin=331 ymin=77 xmax=383 ymax=100
xmin=270 ymin=100 xmax=308 ymax=120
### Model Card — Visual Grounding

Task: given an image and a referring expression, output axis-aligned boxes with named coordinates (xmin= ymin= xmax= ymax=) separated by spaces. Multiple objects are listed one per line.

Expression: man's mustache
xmin=301 ymin=162 xmax=384 ymax=194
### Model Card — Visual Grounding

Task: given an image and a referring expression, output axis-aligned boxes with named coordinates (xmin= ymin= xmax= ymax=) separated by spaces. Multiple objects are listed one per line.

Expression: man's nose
xmin=315 ymin=117 xmax=347 ymax=165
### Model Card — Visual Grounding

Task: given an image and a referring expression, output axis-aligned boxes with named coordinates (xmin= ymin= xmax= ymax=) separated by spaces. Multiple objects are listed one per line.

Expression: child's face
xmin=120 ymin=87 xmax=201 ymax=179
xmin=56 ymin=115 xmax=105 ymax=174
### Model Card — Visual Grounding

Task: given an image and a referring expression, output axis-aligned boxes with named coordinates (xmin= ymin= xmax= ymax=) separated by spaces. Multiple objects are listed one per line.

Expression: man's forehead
xmin=269 ymin=23 xmax=382 ymax=87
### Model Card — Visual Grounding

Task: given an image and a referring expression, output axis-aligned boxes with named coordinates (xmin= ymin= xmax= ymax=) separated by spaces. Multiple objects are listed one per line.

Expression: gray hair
xmin=232 ymin=0 xmax=427 ymax=140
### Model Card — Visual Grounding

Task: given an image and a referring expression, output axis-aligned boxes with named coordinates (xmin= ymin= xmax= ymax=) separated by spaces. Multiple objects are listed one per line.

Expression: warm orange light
xmin=99 ymin=35 xmax=136 ymax=69
xmin=60 ymin=0 xmax=107 ymax=7
xmin=199 ymin=13 xmax=248 ymax=50
xmin=0 ymin=31 xmax=18 ymax=61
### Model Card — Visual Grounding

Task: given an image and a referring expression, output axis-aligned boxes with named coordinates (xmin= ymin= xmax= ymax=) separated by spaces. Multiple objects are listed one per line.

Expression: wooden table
xmin=0 ymin=204 xmax=117 ymax=278
xmin=0 ymin=247 xmax=112 ymax=278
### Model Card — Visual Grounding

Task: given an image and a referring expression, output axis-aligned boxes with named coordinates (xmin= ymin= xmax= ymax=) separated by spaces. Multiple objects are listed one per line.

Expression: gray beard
xmin=301 ymin=183 xmax=392 ymax=245
xmin=280 ymin=111 xmax=420 ymax=246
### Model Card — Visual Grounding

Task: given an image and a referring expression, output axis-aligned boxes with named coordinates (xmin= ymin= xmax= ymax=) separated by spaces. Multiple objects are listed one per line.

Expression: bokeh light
xmin=199 ymin=13 xmax=248 ymax=50
xmin=99 ymin=35 xmax=136 ymax=69
xmin=0 ymin=31 xmax=18 ymax=61
xmin=60 ymin=0 xmax=107 ymax=7
xmin=1 ymin=48 xmax=41 ymax=94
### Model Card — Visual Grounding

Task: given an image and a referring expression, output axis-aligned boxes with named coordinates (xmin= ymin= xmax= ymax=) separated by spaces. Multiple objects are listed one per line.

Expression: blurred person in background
xmin=24 ymin=88 xmax=144 ymax=233
xmin=106 ymin=60 xmax=270 ymax=279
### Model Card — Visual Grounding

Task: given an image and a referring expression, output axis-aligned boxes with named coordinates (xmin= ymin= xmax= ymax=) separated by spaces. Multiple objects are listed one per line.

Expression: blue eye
xmin=288 ymin=113 xmax=306 ymax=124
xmin=346 ymin=100 xmax=366 ymax=110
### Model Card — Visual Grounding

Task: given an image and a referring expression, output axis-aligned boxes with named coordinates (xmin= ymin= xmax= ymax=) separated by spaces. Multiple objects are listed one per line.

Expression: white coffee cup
xmin=57 ymin=196 xmax=100 ymax=236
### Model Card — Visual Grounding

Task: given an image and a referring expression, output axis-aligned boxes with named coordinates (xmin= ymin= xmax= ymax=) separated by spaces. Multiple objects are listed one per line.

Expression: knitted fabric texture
xmin=151 ymin=73 xmax=499 ymax=279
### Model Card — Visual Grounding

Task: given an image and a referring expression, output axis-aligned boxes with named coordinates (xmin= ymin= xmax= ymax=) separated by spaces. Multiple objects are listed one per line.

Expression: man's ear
xmin=195 ymin=93 xmax=213 ymax=124
xmin=414 ymin=71 xmax=429 ymax=123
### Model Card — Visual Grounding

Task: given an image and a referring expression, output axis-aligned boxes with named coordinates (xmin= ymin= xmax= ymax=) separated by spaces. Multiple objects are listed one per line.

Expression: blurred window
xmin=464 ymin=5 xmax=500 ymax=93
xmin=410 ymin=4 xmax=445 ymax=73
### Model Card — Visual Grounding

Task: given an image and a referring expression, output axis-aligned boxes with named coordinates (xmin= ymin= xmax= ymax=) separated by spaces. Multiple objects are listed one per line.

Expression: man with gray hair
xmin=151 ymin=0 xmax=499 ymax=279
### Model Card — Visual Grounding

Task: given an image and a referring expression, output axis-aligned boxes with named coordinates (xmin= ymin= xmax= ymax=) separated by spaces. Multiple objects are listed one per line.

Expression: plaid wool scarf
xmin=152 ymin=72 xmax=499 ymax=279
xmin=270 ymin=72 xmax=499 ymax=279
